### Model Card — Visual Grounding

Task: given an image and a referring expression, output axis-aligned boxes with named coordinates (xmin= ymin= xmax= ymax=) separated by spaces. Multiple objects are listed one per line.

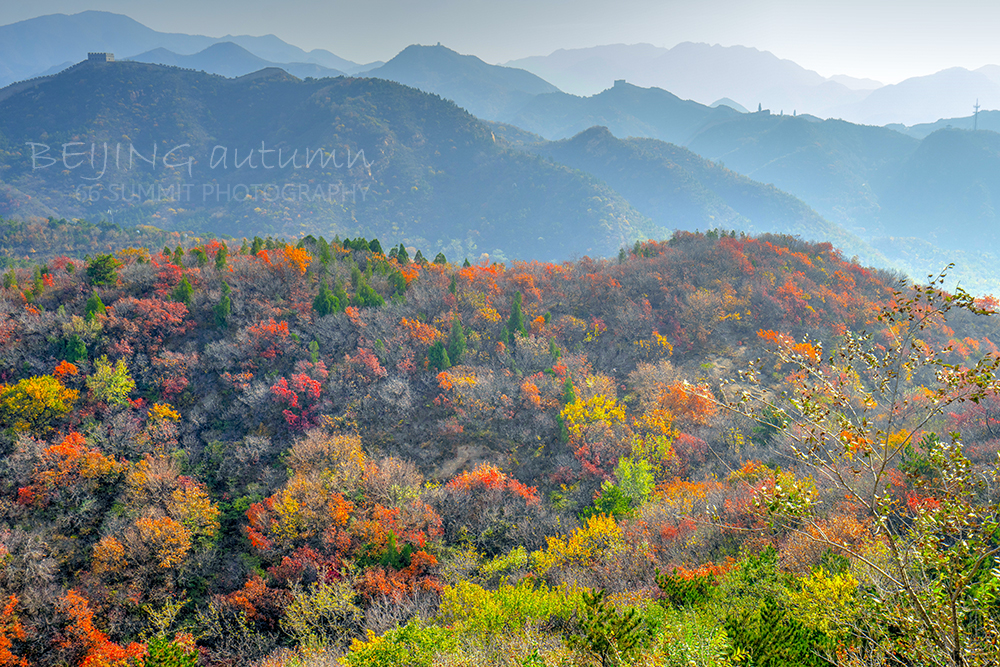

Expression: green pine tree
xmin=352 ymin=282 xmax=385 ymax=308
xmin=84 ymin=290 xmax=106 ymax=321
xmin=562 ymin=377 xmax=576 ymax=405
xmin=313 ymin=281 xmax=339 ymax=317
xmin=433 ymin=252 xmax=447 ymax=265
xmin=568 ymin=589 xmax=648 ymax=667
xmin=64 ymin=334 xmax=87 ymax=363
xmin=317 ymin=236 xmax=332 ymax=265
xmin=172 ymin=275 xmax=194 ymax=305
xmin=86 ymin=254 xmax=122 ymax=286
xmin=508 ymin=291 xmax=526 ymax=336
xmin=215 ymin=243 xmax=228 ymax=270
xmin=427 ymin=340 xmax=451 ymax=371
xmin=214 ymin=282 xmax=232 ymax=328
xmin=448 ymin=317 xmax=466 ymax=365
xmin=556 ymin=413 xmax=570 ymax=444
xmin=389 ymin=271 xmax=407 ymax=297
xmin=334 ymin=281 xmax=349 ymax=309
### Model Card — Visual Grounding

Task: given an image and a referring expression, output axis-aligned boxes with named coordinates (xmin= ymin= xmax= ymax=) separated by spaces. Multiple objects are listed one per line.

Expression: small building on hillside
xmin=87 ymin=53 xmax=115 ymax=62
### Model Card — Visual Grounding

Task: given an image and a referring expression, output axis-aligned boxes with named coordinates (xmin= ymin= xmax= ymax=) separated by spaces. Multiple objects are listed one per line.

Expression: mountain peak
xmin=364 ymin=44 xmax=559 ymax=119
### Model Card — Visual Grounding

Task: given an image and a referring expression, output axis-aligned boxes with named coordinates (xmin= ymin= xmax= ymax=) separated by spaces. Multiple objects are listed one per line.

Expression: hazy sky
xmin=2 ymin=0 xmax=1000 ymax=83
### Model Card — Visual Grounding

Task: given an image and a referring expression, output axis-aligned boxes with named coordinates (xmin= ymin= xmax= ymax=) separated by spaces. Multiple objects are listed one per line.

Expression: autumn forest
xmin=0 ymin=222 xmax=997 ymax=667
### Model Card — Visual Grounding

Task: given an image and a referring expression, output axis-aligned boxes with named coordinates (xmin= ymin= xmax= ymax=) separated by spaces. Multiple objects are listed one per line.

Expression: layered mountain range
xmin=3 ymin=11 xmax=1000 ymax=292
xmin=4 ymin=11 xmax=997 ymax=127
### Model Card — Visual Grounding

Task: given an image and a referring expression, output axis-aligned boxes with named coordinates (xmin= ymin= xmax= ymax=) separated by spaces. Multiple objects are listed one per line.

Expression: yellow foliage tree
xmin=0 ymin=375 xmax=78 ymax=432
xmin=531 ymin=514 xmax=627 ymax=575
xmin=169 ymin=480 xmax=221 ymax=549
xmin=135 ymin=515 xmax=192 ymax=569
xmin=787 ymin=568 xmax=859 ymax=636
xmin=285 ymin=430 xmax=365 ymax=485
xmin=91 ymin=536 xmax=128 ymax=575
xmin=260 ymin=244 xmax=312 ymax=275
xmin=560 ymin=395 xmax=626 ymax=438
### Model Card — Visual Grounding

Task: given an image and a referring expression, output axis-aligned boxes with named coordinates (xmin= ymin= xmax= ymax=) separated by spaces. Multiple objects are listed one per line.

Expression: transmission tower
xmin=975 ymin=99 xmax=981 ymax=130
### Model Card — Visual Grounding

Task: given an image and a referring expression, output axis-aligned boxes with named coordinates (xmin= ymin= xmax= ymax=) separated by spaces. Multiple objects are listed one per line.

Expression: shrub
xmin=343 ymin=620 xmax=457 ymax=667
xmin=438 ymin=579 xmax=580 ymax=636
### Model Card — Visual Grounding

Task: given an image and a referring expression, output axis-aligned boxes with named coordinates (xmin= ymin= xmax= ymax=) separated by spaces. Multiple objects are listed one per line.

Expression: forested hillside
xmin=0 ymin=60 xmax=652 ymax=262
xmin=0 ymin=227 xmax=997 ymax=665
xmin=528 ymin=126 xmax=885 ymax=266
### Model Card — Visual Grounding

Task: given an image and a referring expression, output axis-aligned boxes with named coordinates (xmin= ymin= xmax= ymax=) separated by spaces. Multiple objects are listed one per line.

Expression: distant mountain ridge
xmin=502 ymin=80 xmax=740 ymax=145
xmin=890 ymin=109 xmax=1000 ymax=139
xmin=504 ymin=43 xmax=1000 ymax=128
xmin=0 ymin=11 xmax=372 ymax=87
xmin=5 ymin=13 xmax=1000 ymax=291
xmin=129 ymin=42 xmax=346 ymax=80
xmin=3 ymin=12 xmax=1000 ymax=130
xmin=505 ymin=43 xmax=873 ymax=119
xmin=828 ymin=68 xmax=1000 ymax=126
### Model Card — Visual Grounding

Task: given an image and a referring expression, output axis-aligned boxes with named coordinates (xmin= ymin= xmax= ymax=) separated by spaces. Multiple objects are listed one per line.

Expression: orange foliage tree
xmin=58 ymin=590 xmax=145 ymax=667
xmin=0 ymin=596 xmax=27 ymax=667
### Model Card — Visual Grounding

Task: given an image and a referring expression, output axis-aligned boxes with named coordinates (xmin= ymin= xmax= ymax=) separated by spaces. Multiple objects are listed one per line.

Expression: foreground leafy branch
xmin=717 ymin=269 xmax=1000 ymax=666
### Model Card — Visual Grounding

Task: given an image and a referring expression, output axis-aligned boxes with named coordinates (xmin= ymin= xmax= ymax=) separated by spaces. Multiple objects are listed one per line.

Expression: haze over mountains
xmin=0 ymin=58 xmax=879 ymax=266
xmin=507 ymin=43 xmax=1000 ymax=126
xmin=507 ymin=43 xmax=874 ymax=117
xmin=5 ymin=11 xmax=1000 ymax=291
xmin=3 ymin=11 xmax=998 ymax=128
xmin=0 ymin=11 xmax=378 ymax=87
xmin=129 ymin=42 xmax=347 ymax=80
